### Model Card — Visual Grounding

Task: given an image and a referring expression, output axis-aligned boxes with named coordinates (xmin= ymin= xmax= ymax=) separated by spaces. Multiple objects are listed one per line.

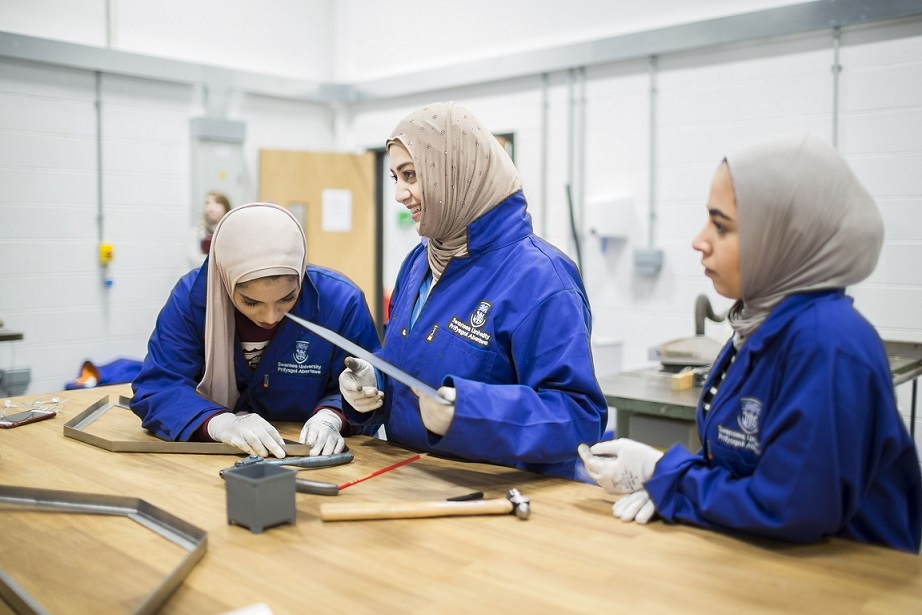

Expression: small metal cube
xmin=224 ymin=463 xmax=296 ymax=533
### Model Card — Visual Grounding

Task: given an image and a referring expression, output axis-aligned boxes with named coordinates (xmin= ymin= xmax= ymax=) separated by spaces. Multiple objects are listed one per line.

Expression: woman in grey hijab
xmin=338 ymin=102 xmax=608 ymax=479
xmin=580 ymin=135 xmax=921 ymax=551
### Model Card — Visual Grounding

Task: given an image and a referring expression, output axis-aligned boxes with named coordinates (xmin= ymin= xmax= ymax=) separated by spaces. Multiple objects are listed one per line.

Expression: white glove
xmin=612 ymin=489 xmax=657 ymax=524
xmin=413 ymin=386 xmax=456 ymax=436
xmin=299 ymin=408 xmax=345 ymax=456
xmin=577 ymin=438 xmax=663 ymax=494
xmin=207 ymin=412 xmax=286 ymax=459
xmin=339 ymin=357 xmax=384 ymax=412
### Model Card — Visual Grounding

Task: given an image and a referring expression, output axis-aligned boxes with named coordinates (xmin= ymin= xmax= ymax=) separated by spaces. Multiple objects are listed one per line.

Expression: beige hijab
xmin=387 ymin=101 xmax=522 ymax=280
xmin=725 ymin=134 xmax=884 ymax=346
xmin=196 ymin=202 xmax=307 ymax=410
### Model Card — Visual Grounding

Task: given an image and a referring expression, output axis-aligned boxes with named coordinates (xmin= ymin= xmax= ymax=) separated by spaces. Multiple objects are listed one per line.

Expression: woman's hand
xmin=339 ymin=357 xmax=384 ymax=412
xmin=208 ymin=412 xmax=286 ymax=458
xmin=577 ymin=438 xmax=663 ymax=494
xmin=299 ymin=408 xmax=345 ymax=456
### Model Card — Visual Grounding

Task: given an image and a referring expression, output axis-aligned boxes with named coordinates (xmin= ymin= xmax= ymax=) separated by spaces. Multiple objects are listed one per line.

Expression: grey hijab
xmin=386 ymin=101 xmax=522 ymax=281
xmin=725 ymin=134 xmax=883 ymax=347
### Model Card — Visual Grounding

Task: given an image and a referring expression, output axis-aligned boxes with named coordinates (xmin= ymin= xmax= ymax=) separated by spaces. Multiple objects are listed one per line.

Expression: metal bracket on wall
xmin=0 ymin=484 xmax=207 ymax=615
xmin=63 ymin=394 xmax=312 ymax=455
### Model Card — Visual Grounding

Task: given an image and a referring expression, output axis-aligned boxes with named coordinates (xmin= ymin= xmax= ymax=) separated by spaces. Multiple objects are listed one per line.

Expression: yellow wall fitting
xmin=99 ymin=242 xmax=114 ymax=265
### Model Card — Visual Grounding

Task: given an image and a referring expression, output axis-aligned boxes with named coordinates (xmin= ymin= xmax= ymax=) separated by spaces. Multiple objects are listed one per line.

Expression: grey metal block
xmin=224 ymin=463 xmax=296 ymax=534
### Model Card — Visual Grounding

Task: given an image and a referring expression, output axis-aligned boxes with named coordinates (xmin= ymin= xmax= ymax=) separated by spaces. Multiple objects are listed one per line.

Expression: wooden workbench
xmin=1 ymin=386 xmax=920 ymax=614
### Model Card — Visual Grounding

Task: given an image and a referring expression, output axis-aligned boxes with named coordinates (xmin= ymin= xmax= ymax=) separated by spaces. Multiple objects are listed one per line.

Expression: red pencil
xmin=337 ymin=454 xmax=421 ymax=490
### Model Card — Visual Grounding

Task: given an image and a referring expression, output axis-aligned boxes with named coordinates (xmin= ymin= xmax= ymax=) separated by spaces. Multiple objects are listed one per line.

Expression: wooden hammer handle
xmin=321 ymin=498 xmax=513 ymax=521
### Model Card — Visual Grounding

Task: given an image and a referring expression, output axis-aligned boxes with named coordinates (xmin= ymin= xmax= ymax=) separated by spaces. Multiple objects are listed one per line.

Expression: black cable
xmin=565 ymin=183 xmax=583 ymax=274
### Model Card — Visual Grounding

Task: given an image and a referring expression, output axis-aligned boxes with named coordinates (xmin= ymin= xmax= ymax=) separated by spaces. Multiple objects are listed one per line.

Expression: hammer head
xmin=506 ymin=488 xmax=531 ymax=520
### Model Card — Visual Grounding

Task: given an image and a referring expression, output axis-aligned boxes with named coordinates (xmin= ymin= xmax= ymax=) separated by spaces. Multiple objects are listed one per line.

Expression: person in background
xmin=339 ymin=101 xmax=608 ymax=479
xmin=189 ymin=191 xmax=232 ymax=267
xmin=132 ymin=202 xmax=380 ymax=458
xmin=579 ymin=134 xmax=921 ymax=552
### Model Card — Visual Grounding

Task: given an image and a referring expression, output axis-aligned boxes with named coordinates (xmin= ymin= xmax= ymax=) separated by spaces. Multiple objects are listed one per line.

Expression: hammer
xmin=320 ymin=488 xmax=530 ymax=522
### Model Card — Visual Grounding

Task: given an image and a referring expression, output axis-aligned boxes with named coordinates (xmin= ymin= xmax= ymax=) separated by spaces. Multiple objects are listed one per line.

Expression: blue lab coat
xmin=645 ymin=290 xmax=922 ymax=551
xmin=131 ymin=263 xmax=380 ymax=442
xmin=344 ymin=192 xmax=608 ymax=478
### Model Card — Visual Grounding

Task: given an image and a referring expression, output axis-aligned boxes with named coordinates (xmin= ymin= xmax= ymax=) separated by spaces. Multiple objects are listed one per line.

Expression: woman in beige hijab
xmin=580 ymin=135 xmax=921 ymax=552
xmin=131 ymin=203 xmax=380 ymax=458
xmin=339 ymin=102 xmax=608 ymax=479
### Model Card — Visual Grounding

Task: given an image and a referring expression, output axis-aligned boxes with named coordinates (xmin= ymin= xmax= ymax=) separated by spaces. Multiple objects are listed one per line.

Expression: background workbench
xmin=600 ymin=339 xmax=922 ymax=450
xmin=1 ymin=386 xmax=920 ymax=614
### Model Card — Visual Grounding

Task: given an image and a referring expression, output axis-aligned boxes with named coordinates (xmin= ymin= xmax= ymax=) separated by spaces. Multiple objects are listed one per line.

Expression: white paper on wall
xmin=321 ymin=189 xmax=352 ymax=232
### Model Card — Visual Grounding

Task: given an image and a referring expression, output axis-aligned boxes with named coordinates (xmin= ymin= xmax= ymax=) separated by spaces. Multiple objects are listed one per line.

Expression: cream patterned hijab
xmin=725 ymin=134 xmax=884 ymax=346
xmin=387 ymin=101 xmax=522 ymax=281
xmin=196 ymin=202 xmax=307 ymax=410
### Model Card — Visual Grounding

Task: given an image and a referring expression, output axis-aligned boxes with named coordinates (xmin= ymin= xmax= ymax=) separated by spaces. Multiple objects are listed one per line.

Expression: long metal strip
xmin=285 ymin=313 xmax=451 ymax=405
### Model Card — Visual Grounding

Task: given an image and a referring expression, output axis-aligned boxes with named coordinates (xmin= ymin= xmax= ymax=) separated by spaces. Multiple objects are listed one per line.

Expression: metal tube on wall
xmin=98 ymin=0 xmax=108 ymax=256
xmin=95 ymin=71 xmax=103 ymax=251
xmin=539 ymin=73 xmax=549 ymax=237
xmin=647 ymin=55 xmax=658 ymax=248
xmin=567 ymin=68 xmax=576 ymax=209
xmin=831 ymin=27 xmax=842 ymax=147
xmin=565 ymin=68 xmax=584 ymax=272
xmin=578 ymin=66 xmax=587 ymax=248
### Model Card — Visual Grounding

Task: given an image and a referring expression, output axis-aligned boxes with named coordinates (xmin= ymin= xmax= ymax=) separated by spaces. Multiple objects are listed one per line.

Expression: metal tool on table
xmin=219 ymin=452 xmax=354 ymax=496
xmin=284 ymin=313 xmax=451 ymax=405
xmin=320 ymin=488 xmax=531 ymax=521
xmin=219 ymin=452 xmax=422 ymax=497
xmin=224 ymin=451 xmax=354 ymax=473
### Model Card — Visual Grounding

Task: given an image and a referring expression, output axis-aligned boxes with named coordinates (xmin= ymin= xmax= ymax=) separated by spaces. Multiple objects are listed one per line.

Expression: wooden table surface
xmin=1 ymin=386 xmax=920 ymax=614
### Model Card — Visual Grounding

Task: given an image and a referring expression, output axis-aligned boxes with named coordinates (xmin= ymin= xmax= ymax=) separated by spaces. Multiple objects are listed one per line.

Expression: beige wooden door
xmin=259 ymin=150 xmax=378 ymax=324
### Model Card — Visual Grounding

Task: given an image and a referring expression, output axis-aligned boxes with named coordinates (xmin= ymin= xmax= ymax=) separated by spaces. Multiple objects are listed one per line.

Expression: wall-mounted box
xmin=634 ymin=247 xmax=663 ymax=276
xmin=584 ymin=197 xmax=633 ymax=239
xmin=0 ymin=367 xmax=31 ymax=397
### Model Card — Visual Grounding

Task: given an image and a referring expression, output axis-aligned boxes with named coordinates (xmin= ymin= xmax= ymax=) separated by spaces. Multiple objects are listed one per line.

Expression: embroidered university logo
xmin=737 ymin=396 xmax=762 ymax=435
xmin=470 ymin=300 xmax=492 ymax=329
xmin=293 ymin=341 xmax=310 ymax=365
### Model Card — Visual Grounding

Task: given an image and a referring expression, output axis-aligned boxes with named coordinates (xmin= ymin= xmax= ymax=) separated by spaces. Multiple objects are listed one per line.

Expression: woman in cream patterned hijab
xmin=339 ymin=102 xmax=608 ymax=479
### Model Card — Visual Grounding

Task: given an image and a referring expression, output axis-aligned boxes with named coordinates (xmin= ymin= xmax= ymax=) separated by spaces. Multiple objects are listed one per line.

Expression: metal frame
xmin=63 ymin=394 xmax=312 ymax=455
xmin=0 ymin=485 xmax=207 ymax=615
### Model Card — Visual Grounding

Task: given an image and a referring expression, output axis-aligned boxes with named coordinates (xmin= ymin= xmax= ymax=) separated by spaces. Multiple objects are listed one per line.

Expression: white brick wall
xmin=0 ymin=62 xmax=333 ymax=393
